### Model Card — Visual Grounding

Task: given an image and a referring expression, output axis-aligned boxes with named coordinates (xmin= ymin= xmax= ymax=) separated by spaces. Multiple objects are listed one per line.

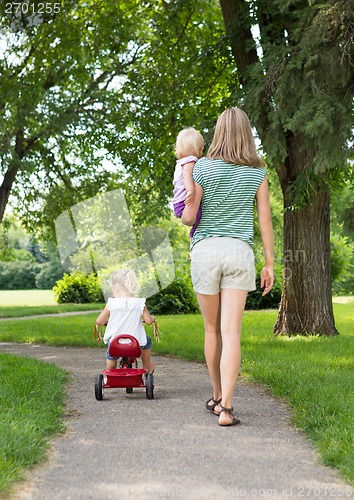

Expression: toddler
xmin=96 ymin=269 xmax=156 ymax=374
xmin=172 ymin=127 xmax=204 ymax=237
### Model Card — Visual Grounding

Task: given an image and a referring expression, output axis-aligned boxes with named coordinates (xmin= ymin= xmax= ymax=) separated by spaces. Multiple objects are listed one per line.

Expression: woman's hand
xmin=261 ymin=267 xmax=274 ymax=296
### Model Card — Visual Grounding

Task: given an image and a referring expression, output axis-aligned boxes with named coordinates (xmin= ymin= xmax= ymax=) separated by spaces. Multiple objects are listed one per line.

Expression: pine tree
xmin=220 ymin=0 xmax=354 ymax=334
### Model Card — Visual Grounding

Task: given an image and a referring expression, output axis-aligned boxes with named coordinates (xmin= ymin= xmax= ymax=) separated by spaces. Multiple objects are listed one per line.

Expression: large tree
xmin=219 ymin=0 xmax=354 ymax=335
xmin=0 ymin=0 xmax=230 ymax=233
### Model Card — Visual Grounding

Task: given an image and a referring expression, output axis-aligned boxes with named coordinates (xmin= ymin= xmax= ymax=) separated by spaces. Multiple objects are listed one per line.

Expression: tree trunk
xmin=274 ymin=175 xmax=338 ymax=336
xmin=0 ymin=164 xmax=19 ymax=224
xmin=0 ymin=130 xmax=25 ymax=224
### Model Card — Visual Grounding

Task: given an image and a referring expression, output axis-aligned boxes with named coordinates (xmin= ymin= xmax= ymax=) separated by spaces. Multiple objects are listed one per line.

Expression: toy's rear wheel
xmin=146 ymin=373 xmax=154 ymax=400
xmin=95 ymin=374 xmax=104 ymax=400
xmin=126 ymin=387 xmax=133 ymax=394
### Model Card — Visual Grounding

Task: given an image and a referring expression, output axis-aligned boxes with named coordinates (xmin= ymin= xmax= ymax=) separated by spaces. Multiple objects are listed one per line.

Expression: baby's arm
xmin=96 ymin=306 xmax=110 ymax=326
xmin=182 ymin=162 xmax=196 ymax=206
xmin=142 ymin=306 xmax=155 ymax=325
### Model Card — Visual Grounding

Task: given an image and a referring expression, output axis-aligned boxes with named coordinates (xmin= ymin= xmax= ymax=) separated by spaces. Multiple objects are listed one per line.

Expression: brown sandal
xmin=218 ymin=406 xmax=241 ymax=426
xmin=205 ymin=397 xmax=222 ymax=415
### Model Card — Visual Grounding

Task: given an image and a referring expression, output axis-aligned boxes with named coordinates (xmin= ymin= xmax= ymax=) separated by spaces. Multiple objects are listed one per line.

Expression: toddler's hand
xmin=185 ymin=191 xmax=195 ymax=206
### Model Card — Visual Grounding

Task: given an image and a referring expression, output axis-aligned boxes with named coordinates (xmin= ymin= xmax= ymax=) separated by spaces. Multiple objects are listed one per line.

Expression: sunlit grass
xmin=0 ymin=354 xmax=67 ymax=494
xmin=0 ymin=303 xmax=104 ymax=318
xmin=0 ymin=290 xmax=57 ymax=306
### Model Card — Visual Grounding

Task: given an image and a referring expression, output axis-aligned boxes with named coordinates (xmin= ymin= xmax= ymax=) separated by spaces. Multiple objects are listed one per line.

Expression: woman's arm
xmin=256 ymin=177 xmax=274 ymax=295
xmin=181 ymin=182 xmax=203 ymax=226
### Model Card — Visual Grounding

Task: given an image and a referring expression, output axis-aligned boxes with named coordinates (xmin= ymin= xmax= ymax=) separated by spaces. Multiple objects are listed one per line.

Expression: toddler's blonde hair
xmin=175 ymin=127 xmax=204 ymax=159
xmin=109 ymin=269 xmax=139 ymax=295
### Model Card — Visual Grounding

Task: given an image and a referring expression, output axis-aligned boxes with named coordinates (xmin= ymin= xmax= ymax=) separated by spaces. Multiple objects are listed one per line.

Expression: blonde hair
xmin=109 ymin=269 xmax=139 ymax=295
xmin=175 ymin=127 xmax=204 ymax=159
xmin=207 ymin=107 xmax=265 ymax=167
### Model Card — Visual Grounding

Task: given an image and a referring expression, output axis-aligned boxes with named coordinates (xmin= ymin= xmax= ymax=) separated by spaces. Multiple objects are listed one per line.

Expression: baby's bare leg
xmin=106 ymin=359 xmax=117 ymax=369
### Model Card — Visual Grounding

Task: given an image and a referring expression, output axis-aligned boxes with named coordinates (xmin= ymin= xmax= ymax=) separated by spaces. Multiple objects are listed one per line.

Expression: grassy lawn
xmin=332 ymin=296 xmax=354 ymax=304
xmin=0 ymin=289 xmax=57 ymax=306
xmin=0 ymin=353 xmax=67 ymax=494
xmin=0 ymin=302 xmax=353 ymax=490
xmin=0 ymin=303 xmax=104 ymax=318
xmin=0 ymin=290 xmax=104 ymax=318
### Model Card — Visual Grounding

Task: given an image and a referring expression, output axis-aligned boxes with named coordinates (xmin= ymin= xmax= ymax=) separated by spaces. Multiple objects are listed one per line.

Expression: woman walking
xmin=182 ymin=107 xmax=274 ymax=426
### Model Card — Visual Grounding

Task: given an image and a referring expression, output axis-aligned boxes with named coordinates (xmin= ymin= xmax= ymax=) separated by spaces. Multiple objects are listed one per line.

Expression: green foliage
xmin=146 ymin=279 xmax=200 ymax=315
xmin=0 ymin=0 xmax=233 ymax=234
xmin=331 ymin=181 xmax=354 ymax=295
xmin=0 ymin=259 xmax=64 ymax=290
xmin=53 ymin=272 xmax=104 ymax=304
xmin=0 ymin=261 xmax=40 ymax=290
xmin=243 ymin=0 xmax=354 ymax=180
xmin=0 ymin=219 xmax=64 ymax=290
xmin=330 ymin=233 xmax=353 ymax=284
xmin=0 ymin=219 xmax=15 ymax=261
xmin=35 ymin=261 xmax=65 ymax=289
xmin=12 ymin=248 xmax=36 ymax=262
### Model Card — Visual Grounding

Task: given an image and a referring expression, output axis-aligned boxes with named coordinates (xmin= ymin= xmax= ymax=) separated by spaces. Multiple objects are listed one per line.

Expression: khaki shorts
xmin=191 ymin=237 xmax=256 ymax=294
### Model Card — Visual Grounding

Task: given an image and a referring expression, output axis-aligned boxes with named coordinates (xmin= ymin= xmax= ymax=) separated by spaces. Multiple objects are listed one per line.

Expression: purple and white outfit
xmin=172 ymin=155 xmax=202 ymax=237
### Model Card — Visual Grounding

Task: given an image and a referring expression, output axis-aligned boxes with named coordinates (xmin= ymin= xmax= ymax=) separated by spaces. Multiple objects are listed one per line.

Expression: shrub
xmin=146 ymin=279 xmax=199 ymax=315
xmin=53 ymin=272 xmax=104 ymax=303
xmin=0 ymin=261 xmax=40 ymax=290
xmin=35 ymin=262 xmax=64 ymax=289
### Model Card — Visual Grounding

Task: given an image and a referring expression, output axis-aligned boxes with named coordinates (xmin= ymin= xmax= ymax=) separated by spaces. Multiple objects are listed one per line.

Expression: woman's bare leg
xmin=218 ymin=288 xmax=247 ymax=425
xmin=196 ymin=293 xmax=222 ymax=406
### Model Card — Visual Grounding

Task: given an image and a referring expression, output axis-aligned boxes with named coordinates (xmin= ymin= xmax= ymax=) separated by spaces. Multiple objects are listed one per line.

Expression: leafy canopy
xmin=0 ymin=0 xmax=234 ymax=235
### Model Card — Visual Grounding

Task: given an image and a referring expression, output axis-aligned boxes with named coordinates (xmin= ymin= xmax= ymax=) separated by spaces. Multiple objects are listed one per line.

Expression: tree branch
xmin=175 ymin=9 xmax=194 ymax=45
xmin=219 ymin=0 xmax=258 ymax=84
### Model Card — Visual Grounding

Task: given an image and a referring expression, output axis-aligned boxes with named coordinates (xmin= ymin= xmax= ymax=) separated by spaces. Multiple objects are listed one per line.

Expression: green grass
xmin=0 ymin=353 xmax=67 ymax=494
xmin=0 ymin=303 xmax=104 ymax=318
xmin=0 ymin=303 xmax=353 ymax=486
xmin=0 ymin=289 xmax=104 ymax=318
xmin=332 ymin=296 xmax=354 ymax=304
xmin=0 ymin=314 xmax=104 ymax=346
xmin=0 ymin=290 xmax=57 ymax=306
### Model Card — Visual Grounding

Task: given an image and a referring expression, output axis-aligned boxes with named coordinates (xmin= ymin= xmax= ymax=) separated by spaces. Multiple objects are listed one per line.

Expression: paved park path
xmin=0 ymin=340 xmax=352 ymax=500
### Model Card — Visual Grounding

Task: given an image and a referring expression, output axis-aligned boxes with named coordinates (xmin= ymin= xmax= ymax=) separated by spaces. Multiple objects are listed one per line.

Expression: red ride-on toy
xmin=94 ymin=334 xmax=154 ymax=401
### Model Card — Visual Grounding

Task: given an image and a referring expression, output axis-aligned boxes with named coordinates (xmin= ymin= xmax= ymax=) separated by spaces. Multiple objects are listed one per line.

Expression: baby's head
xmin=175 ymin=127 xmax=204 ymax=159
xmin=109 ymin=269 xmax=139 ymax=297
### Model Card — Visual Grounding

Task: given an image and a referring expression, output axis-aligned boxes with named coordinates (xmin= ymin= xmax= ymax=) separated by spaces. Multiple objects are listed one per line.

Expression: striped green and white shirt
xmin=192 ymin=158 xmax=267 ymax=249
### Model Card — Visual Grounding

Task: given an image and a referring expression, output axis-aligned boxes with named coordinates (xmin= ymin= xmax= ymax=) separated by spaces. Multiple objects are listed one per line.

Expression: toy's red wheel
xmin=95 ymin=374 xmax=104 ymax=400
